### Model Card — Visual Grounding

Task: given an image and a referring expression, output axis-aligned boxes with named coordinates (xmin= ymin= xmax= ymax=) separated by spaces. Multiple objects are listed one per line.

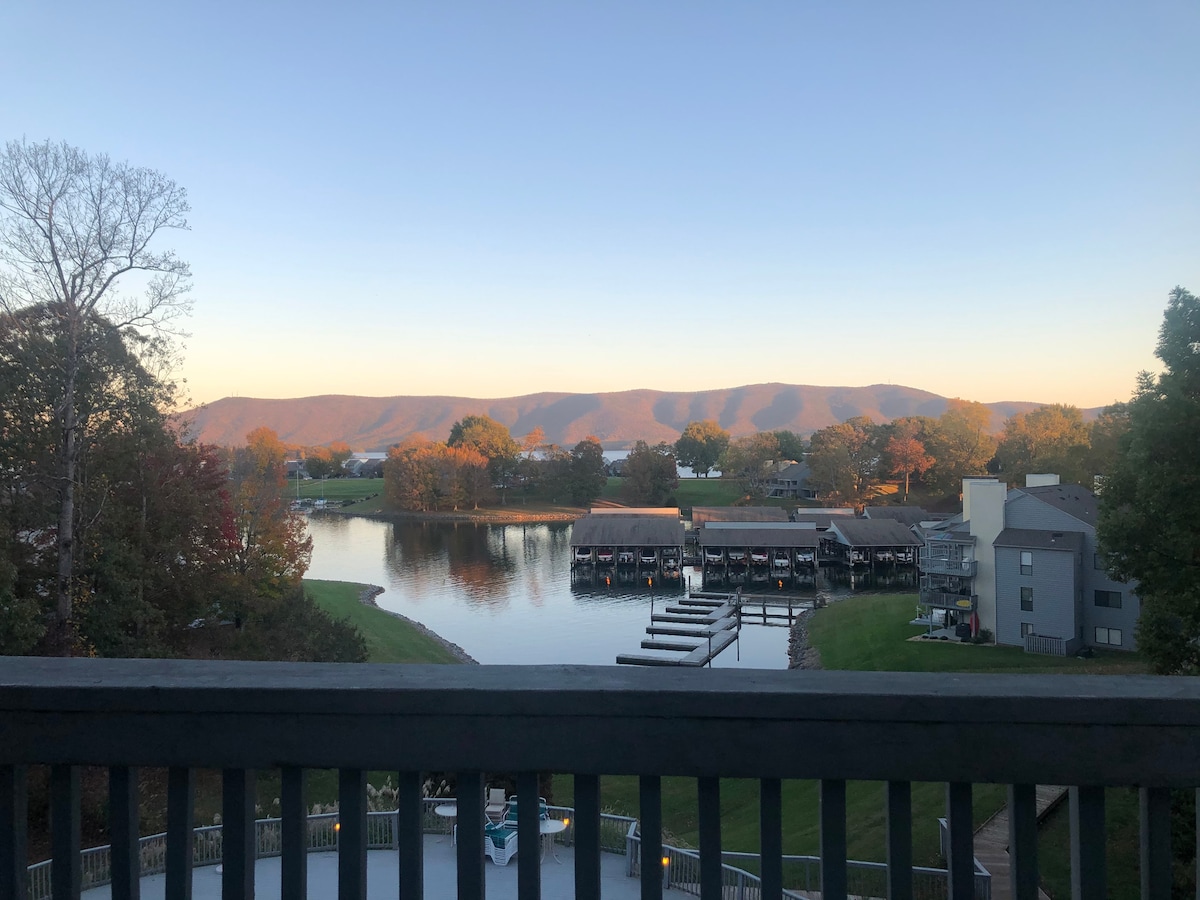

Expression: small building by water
xmin=823 ymin=518 xmax=923 ymax=566
xmin=570 ymin=513 xmax=685 ymax=575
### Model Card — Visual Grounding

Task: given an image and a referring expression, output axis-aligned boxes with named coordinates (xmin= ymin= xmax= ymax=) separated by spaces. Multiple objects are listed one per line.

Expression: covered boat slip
xmin=823 ymin=518 xmax=923 ymax=566
xmin=569 ymin=513 xmax=685 ymax=572
xmin=698 ymin=522 xmax=822 ymax=567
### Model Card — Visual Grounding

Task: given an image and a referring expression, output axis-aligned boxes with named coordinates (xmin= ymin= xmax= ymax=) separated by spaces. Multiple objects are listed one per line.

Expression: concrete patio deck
xmin=80 ymin=834 xmax=694 ymax=899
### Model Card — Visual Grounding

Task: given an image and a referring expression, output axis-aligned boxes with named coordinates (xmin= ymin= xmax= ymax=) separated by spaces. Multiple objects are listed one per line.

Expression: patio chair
xmin=484 ymin=787 xmax=507 ymax=823
xmin=484 ymin=820 xmax=518 ymax=866
xmin=502 ymin=797 xmax=549 ymax=828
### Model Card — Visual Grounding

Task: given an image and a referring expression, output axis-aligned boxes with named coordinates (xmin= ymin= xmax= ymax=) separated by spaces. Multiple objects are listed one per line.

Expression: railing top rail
xmin=2 ymin=658 xmax=1199 ymax=785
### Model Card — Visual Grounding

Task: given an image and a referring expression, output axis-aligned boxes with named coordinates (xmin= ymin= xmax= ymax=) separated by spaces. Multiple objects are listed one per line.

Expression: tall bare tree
xmin=0 ymin=139 xmax=191 ymax=651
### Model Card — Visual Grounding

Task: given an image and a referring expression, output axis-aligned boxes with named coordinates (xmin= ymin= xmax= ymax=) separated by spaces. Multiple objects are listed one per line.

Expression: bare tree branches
xmin=0 ymin=139 xmax=192 ymax=651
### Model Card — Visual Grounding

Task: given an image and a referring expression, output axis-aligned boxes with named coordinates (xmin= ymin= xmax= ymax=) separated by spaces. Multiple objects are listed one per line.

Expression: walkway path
xmin=972 ymin=785 xmax=1066 ymax=899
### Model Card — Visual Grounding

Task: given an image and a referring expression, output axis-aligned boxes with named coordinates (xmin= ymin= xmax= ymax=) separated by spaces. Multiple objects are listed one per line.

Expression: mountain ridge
xmin=179 ymin=383 xmax=1104 ymax=449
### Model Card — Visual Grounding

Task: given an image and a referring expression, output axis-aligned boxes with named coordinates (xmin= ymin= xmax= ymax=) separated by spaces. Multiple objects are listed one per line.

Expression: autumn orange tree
xmin=227 ymin=427 xmax=312 ymax=592
xmin=883 ymin=420 xmax=935 ymax=500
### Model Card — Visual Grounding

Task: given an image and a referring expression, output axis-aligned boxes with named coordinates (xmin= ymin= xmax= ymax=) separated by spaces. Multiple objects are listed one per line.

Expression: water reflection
xmin=305 ymin=516 xmax=914 ymax=669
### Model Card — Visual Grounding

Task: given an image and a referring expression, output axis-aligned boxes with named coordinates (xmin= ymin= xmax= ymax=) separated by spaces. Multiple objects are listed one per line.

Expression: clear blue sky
xmin=6 ymin=1 xmax=1198 ymax=410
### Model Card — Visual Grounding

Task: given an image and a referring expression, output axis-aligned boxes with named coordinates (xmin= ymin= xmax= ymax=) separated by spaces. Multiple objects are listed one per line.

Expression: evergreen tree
xmin=1098 ymin=286 xmax=1200 ymax=674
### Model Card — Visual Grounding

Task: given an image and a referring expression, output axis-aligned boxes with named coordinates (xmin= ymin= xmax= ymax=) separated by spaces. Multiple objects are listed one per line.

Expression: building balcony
xmin=919 ymin=590 xmax=980 ymax=611
xmin=919 ymin=555 xmax=978 ymax=577
xmin=3 ymin=658 xmax=1198 ymax=900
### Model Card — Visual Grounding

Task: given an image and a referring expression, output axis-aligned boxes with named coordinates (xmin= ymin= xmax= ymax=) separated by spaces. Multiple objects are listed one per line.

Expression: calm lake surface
xmin=304 ymin=515 xmax=802 ymax=667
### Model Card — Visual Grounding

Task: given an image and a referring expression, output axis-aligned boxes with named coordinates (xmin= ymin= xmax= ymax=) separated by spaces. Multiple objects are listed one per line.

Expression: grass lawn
xmin=809 ymin=593 xmax=1148 ymax=675
xmin=553 ymin=775 xmax=1005 ymax=868
xmin=1037 ymin=787 xmax=1146 ymax=900
xmin=304 ymin=579 xmax=463 ymax=664
xmin=600 ymin=476 xmax=770 ymax=509
xmin=287 ymin=477 xmax=384 ymax=502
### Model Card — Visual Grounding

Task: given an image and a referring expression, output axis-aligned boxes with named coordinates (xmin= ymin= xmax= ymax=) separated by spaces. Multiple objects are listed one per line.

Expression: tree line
xmin=381 ymin=416 xmax=609 ymax=510
xmin=0 ymin=139 xmax=362 ymax=660
xmin=670 ymin=400 xmax=1129 ymax=508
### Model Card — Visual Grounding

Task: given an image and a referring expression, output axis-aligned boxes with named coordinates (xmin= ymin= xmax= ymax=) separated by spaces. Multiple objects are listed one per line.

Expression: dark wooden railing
xmin=2 ymin=657 xmax=1199 ymax=900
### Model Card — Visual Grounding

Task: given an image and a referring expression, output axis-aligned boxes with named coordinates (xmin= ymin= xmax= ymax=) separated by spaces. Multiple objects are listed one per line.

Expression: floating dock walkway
xmin=616 ymin=590 xmax=833 ymax=666
xmin=616 ymin=592 xmax=740 ymax=667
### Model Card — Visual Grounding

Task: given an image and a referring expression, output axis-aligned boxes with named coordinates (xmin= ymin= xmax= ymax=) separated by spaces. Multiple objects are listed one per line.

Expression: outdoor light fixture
xmin=662 ymin=856 xmax=670 ymax=867
xmin=333 ymin=823 xmax=341 ymax=833
xmin=563 ymin=818 xmax=570 ymax=826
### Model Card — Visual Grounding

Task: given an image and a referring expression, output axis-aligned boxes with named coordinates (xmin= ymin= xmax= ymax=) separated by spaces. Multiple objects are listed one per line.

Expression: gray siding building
xmin=918 ymin=476 xmax=1140 ymax=653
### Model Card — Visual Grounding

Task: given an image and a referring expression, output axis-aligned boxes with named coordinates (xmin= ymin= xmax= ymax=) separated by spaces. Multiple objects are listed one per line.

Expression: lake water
xmin=305 ymin=515 xmax=798 ymax=667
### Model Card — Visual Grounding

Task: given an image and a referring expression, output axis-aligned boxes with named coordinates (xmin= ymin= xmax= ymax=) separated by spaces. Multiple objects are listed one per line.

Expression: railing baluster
xmin=639 ymin=775 xmax=663 ymax=900
xmin=1069 ymin=786 xmax=1105 ymax=900
xmin=166 ymin=767 xmax=193 ymax=900
xmin=397 ymin=772 xmax=423 ymax=900
xmin=573 ymin=774 xmax=601 ymax=900
xmin=517 ymin=772 xmax=540 ymax=900
xmin=1 ymin=765 xmax=29 ymax=900
xmin=456 ymin=772 xmax=485 ymax=900
xmin=698 ymin=777 xmax=721 ymax=900
xmin=885 ymin=781 xmax=912 ymax=900
xmin=945 ymin=783 xmax=972 ymax=900
xmin=1139 ymin=787 xmax=1170 ymax=900
xmin=820 ymin=779 xmax=847 ymax=900
xmin=51 ymin=765 xmax=81 ymax=900
xmin=1008 ymin=784 xmax=1037 ymax=900
xmin=109 ymin=766 xmax=140 ymax=900
xmin=338 ymin=769 xmax=367 ymax=900
xmin=760 ymin=778 xmax=782 ymax=900
xmin=281 ymin=767 xmax=306 ymax=900
xmin=222 ymin=769 xmax=256 ymax=900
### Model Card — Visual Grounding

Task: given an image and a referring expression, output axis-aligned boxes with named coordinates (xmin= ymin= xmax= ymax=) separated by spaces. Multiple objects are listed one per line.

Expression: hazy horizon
xmin=9 ymin=1 xmax=1198 ymax=411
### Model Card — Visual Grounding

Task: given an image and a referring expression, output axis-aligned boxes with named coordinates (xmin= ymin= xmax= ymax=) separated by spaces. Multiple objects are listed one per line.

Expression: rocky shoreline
xmin=357 ymin=585 xmax=480 ymax=664
xmin=787 ymin=602 xmax=825 ymax=670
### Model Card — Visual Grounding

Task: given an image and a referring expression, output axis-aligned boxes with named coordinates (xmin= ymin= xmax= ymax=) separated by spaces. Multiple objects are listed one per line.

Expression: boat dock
xmin=616 ymin=593 xmax=740 ymax=667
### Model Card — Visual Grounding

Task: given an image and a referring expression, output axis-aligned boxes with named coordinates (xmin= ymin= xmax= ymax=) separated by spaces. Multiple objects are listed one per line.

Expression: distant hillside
xmin=179 ymin=383 xmax=1101 ymax=449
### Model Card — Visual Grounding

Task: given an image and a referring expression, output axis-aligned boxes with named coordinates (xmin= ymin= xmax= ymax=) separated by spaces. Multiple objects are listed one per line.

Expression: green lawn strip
xmin=600 ymin=476 xmax=752 ymax=508
xmin=673 ymin=478 xmax=747 ymax=508
xmin=808 ymin=593 xmax=1148 ymax=674
xmin=304 ymin=579 xmax=462 ymax=664
xmin=1038 ymin=787 xmax=1143 ymax=899
xmin=287 ymin=477 xmax=385 ymax=502
xmin=553 ymin=775 xmax=1004 ymax=871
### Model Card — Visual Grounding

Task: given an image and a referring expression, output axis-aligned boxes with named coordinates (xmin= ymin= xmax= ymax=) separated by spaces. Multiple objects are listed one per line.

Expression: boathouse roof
xmin=826 ymin=518 xmax=923 ymax=548
xmin=789 ymin=510 xmax=856 ymax=529
xmin=862 ymin=506 xmax=937 ymax=527
xmin=697 ymin=523 xmax=822 ymax=548
xmin=570 ymin=515 xmax=685 ymax=547
xmin=692 ymin=507 xmax=789 ymax=525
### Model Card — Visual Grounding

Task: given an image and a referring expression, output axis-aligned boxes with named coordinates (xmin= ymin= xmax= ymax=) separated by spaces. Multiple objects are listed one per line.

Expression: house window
xmin=1094 ymin=553 xmax=1104 ymax=570
xmin=1020 ymin=551 xmax=1033 ymax=576
xmin=1020 ymin=623 xmax=1035 ymax=637
xmin=1020 ymin=587 xmax=1034 ymax=611
xmin=1094 ymin=590 xmax=1122 ymax=609
xmin=1095 ymin=627 xmax=1123 ymax=646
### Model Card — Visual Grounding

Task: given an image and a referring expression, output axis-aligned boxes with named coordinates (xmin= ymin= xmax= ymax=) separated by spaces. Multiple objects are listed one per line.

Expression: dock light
xmin=777 ymin=580 xmax=783 ymax=589
xmin=647 ymin=577 xmax=652 ymax=586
